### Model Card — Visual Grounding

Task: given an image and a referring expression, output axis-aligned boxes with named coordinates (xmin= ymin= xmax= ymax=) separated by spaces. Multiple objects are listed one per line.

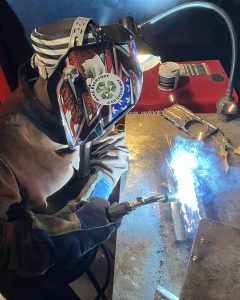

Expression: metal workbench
xmin=112 ymin=113 xmax=240 ymax=300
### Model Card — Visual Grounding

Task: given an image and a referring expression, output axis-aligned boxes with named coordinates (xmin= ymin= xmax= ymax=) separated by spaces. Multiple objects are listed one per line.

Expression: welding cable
xmin=85 ymin=244 xmax=112 ymax=300
xmin=86 ymin=268 xmax=108 ymax=300
xmin=94 ymin=244 xmax=112 ymax=300
xmin=102 ymin=244 xmax=115 ymax=262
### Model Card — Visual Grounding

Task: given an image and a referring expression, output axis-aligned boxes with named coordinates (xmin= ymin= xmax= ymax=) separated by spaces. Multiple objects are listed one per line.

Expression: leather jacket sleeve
xmin=0 ymin=159 xmax=54 ymax=290
xmin=0 ymin=158 xmax=117 ymax=291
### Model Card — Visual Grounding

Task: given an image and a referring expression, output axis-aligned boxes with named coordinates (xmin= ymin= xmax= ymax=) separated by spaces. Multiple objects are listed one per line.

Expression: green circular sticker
xmin=90 ymin=73 xmax=124 ymax=105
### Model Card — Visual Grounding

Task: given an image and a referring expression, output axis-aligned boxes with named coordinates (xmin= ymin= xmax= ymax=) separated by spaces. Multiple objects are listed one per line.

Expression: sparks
xmin=167 ymin=136 xmax=223 ymax=236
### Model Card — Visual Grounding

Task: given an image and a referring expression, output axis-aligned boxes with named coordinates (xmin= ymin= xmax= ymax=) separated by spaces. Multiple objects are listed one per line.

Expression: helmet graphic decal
xmin=90 ymin=73 xmax=124 ymax=105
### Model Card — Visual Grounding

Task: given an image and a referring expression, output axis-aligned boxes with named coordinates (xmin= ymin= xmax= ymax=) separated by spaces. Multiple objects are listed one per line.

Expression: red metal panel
xmin=0 ymin=65 xmax=10 ymax=103
xmin=133 ymin=60 xmax=238 ymax=113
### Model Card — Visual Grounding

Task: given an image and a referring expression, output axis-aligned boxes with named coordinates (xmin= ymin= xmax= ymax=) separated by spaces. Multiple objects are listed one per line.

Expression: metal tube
xmin=138 ymin=1 xmax=237 ymax=99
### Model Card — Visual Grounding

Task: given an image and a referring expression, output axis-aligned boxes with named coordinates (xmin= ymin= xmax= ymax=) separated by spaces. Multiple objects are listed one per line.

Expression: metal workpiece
xmin=113 ymin=114 xmax=191 ymax=300
xmin=194 ymin=114 xmax=240 ymax=230
xmin=180 ymin=218 xmax=240 ymax=299
xmin=170 ymin=202 xmax=186 ymax=242
xmin=113 ymin=114 xmax=240 ymax=300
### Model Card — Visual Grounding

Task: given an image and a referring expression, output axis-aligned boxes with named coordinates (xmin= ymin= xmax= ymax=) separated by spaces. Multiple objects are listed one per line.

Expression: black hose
xmin=94 ymin=244 xmax=112 ymax=300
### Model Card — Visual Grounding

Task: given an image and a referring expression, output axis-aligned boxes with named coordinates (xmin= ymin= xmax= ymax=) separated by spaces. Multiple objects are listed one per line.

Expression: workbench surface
xmin=112 ymin=113 xmax=240 ymax=300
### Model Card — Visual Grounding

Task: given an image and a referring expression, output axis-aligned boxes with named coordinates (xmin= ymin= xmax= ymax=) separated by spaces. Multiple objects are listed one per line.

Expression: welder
xmin=0 ymin=17 xmax=143 ymax=299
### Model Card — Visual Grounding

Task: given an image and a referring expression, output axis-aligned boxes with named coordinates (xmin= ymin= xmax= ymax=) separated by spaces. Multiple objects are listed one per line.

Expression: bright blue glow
xmin=168 ymin=136 xmax=225 ymax=236
xmin=170 ymin=147 xmax=199 ymax=214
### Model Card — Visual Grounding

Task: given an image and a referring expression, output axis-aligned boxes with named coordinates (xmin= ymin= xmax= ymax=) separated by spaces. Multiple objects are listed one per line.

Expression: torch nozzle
xmin=141 ymin=192 xmax=176 ymax=204
xmin=166 ymin=193 xmax=177 ymax=203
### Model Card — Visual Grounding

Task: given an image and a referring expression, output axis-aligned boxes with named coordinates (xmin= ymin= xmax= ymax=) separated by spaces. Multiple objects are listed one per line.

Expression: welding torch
xmin=107 ymin=192 xmax=176 ymax=220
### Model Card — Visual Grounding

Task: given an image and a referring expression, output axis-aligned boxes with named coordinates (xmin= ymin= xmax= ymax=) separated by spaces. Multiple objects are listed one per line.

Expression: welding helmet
xmin=31 ymin=17 xmax=143 ymax=149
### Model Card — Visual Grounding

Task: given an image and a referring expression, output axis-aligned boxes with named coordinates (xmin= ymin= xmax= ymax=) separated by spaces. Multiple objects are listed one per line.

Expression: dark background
xmin=1 ymin=0 xmax=240 ymax=94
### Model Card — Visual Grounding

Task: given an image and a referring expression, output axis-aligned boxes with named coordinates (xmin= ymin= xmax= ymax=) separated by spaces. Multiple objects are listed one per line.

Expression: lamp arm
xmin=138 ymin=1 xmax=237 ymax=100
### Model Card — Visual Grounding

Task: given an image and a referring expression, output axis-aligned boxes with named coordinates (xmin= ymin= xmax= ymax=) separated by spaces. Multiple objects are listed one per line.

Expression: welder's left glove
xmin=45 ymin=197 xmax=121 ymax=259
xmin=75 ymin=199 xmax=122 ymax=241
xmin=76 ymin=197 xmax=112 ymax=227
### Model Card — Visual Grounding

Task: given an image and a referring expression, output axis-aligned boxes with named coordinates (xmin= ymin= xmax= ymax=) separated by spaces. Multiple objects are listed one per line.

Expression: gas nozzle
xmin=166 ymin=193 xmax=177 ymax=203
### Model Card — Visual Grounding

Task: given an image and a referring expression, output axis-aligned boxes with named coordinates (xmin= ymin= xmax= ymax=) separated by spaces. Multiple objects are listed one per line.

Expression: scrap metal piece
xmin=165 ymin=169 xmax=187 ymax=241
xmin=180 ymin=218 xmax=240 ymax=299
xmin=211 ymin=130 xmax=233 ymax=173
xmin=234 ymin=146 xmax=240 ymax=155
xmin=170 ymin=201 xmax=186 ymax=241
xmin=211 ymin=130 xmax=233 ymax=152
xmin=161 ymin=104 xmax=218 ymax=140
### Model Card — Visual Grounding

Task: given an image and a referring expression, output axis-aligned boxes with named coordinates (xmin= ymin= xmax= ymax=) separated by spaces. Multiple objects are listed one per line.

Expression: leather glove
xmin=48 ymin=198 xmax=121 ymax=259
xmin=106 ymin=202 xmax=123 ymax=227
xmin=76 ymin=197 xmax=111 ymax=229
xmin=76 ymin=197 xmax=122 ymax=227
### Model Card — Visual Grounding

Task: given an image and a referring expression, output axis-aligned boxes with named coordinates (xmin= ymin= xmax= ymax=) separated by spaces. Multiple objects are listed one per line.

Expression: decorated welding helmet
xmin=31 ymin=17 xmax=143 ymax=149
